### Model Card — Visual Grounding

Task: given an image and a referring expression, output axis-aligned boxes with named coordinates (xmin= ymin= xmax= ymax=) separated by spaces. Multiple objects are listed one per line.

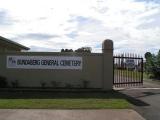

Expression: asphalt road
xmin=118 ymin=80 xmax=160 ymax=120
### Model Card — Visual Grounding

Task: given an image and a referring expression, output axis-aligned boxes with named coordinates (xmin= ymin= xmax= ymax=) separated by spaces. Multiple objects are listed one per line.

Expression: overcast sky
xmin=0 ymin=0 xmax=160 ymax=55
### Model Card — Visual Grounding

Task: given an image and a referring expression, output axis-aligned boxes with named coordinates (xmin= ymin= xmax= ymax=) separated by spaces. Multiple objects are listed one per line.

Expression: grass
xmin=143 ymin=72 xmax=160 ymax=84
xmin=143 ymin=72 xmax=153 ymax=79
xmin=0 ymin=99 xmax=129 ymax=109
xmin=0 ymin=91 xmax=131 ymax=109
xmin=114 ymin=69 xmax=142 ymax=78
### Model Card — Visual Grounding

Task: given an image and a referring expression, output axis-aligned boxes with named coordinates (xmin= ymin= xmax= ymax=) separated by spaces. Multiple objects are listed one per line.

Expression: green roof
xmin=0 ymin=36 xmax=30 ymax=50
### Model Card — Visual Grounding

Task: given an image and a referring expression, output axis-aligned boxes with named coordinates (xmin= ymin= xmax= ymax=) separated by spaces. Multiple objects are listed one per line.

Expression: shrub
xmin=65 ymin=83 xmax=73 ymax=88
xmin=82 ymin=80 xmax=89 ymax=88
xmin=51 ymin=81 xmax=61 ymax=88
xmin=11 ymin=80 xmax=19 ymax=88
xmin=0 ymin=76 xmax=8 ymax=88
xmin=40 ymin=81 xmax=47 ymax=88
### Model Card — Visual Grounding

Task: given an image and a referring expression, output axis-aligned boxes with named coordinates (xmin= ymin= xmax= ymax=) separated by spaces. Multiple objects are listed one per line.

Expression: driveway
xmin=118 ymin=80 xmax=160 ymax=120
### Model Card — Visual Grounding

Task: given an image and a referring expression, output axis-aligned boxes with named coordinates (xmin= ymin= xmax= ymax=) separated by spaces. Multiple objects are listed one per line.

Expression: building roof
xmin=0 ymin=36 xmax=30 ymax=50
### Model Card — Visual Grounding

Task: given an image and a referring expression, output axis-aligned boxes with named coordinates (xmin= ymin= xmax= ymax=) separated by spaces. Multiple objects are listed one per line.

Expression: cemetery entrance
xmin=113 ymin=54 xmax=143 ymax=87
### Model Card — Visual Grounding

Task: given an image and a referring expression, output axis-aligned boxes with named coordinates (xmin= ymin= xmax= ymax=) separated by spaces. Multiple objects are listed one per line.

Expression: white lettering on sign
xmin=7 ymin=56 xmax=82 ymax=69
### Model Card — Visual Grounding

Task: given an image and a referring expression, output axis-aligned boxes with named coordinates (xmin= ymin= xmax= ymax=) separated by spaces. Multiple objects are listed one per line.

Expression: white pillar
xmin=102 ymin=39 xmax=113 ymax=90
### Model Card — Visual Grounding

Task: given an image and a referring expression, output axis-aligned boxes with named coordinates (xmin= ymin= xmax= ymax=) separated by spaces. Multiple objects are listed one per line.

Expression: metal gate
xmin=113 ymin=54 xmax=143 ymax=87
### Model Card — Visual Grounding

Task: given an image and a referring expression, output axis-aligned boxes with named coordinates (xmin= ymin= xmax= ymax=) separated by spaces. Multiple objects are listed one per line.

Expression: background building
xmin=0 ymin=36 xmax=29 ymax=52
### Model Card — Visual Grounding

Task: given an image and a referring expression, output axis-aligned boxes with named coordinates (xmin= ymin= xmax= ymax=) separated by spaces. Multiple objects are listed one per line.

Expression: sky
xmin=0 ymin=0 xmax=160 ymax=55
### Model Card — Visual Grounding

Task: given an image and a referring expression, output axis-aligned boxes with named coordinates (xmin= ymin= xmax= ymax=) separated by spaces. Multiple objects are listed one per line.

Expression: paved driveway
xmin=119 ymin=80 xmax=160 ymax=120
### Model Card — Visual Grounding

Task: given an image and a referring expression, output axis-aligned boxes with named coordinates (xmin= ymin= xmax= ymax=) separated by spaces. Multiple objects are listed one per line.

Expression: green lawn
xmin=114 ymin=69 xmax=142 ymax=78
xmin=0 ymin=91 xmax=131 ymax=109
xmin=0 ymin=99 xmax=129 ymax=109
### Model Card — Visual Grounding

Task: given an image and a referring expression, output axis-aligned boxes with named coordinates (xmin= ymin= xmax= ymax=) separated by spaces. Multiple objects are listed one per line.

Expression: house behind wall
xmin=0 ymin=36 xmax=29 ymax=52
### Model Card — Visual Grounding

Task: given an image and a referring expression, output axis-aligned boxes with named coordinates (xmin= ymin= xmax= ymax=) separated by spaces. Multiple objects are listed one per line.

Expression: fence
xmin=113 ymin=53 xmax=143 ymax=87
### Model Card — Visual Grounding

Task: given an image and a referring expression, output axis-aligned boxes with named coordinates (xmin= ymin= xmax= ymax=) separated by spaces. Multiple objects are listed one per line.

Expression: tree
xmin=145 ymin=50 xmax=160 ymax=79
xmin=145 ymin=52 xmax=152 ymax=59
xmin=145 ymin=52 xmax=153 ymax=74
xmin=61 ymin=49 xmax=73 ymax=52
xmin=75 ymin=47 xmax=92 ymax=53
xmin=157 ymin=50 xmax=160 ymax=66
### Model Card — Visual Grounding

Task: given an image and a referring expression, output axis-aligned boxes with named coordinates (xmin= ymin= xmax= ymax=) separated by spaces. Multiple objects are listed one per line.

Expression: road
xmin=118 ymin=80 xmax=160 ymax=120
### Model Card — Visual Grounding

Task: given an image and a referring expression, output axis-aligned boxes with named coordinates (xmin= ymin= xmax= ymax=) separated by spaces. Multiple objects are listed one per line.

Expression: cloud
xmin=66 ymin=31 xmax=78 ymax=39
xmin=29 ymin=45 xmax=59 ymax=52
xmin=16 ymin=33 xmax=60 ymax=40
xmin=0 ymin=0 xmax=160 ymax=55
xmin=136 ymin=0 xmax=160 ymax=4
xmin=0 ymin=9 xmax=12 ymax=26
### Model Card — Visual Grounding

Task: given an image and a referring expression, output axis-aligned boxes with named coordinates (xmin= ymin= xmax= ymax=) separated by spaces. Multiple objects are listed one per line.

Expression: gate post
xmin=102 ymin=39 xmax=113 ymax=90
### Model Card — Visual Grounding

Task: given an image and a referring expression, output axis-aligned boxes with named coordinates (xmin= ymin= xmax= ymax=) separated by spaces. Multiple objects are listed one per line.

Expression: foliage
xmin=0 ymin=76 xmax=8 ymax=88
xmin=61 ymin=49 xmax=73 ymax=52
xmin=61 ymin=47 xmax=92 ymax=53
xmin=145 ymin=50 xmax=160 ymax=79
xmin=75 ymin=47 xmax=92 ymax=53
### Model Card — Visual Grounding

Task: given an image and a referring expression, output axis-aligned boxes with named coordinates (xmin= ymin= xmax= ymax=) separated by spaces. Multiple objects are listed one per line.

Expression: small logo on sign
xmin=8 ymin=57 xmax=16 ymax=67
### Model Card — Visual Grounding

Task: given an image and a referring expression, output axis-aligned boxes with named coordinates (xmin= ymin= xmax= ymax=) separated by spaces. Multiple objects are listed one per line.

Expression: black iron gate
xmin=113 ymin=54 xmax=143 ymax=87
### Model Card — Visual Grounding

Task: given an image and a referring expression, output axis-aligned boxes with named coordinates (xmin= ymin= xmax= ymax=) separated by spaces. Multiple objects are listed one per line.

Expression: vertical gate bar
xmin=113 ymin=57 xmax=114 ymax=85
xmin=116 ymin=57 xmax=117 ymax=85
xmin=128 ymin=53 xmax=131 ymax=87
xmin=118 ymin=55 xmax=120 ymax=87
xmin=132 ymin=53 xmax=134 ymax=86
xmin=117 ymin=56 xmax=119 ymax=87
xmin=127 ymin=53 xmax=129 ymax=86
xmin=121 ymin=54 xmax=123 ymax=86
xmin=141 ymin=58 xmax=143 ymax=84
xmin=125 ymin=53 xmax=128 ymax=86
xmin=114 ymin=57 xmax=117 ymax=85
xmin=116 ymin=57 xmax=117 ymax=86
xmin=134 ymin=55 xmax=136 ymax=86
xmin=138 ymin=57 xmax=142 ymax=85
xmin=138 ymin=58 xmax=140 ymax=86
xmin=122 ymin=54 xmax=124 ymax=86
xmin=138 ymin=58 xmax=139 ymax=84
xmin=120 ymin=55 xmax=122 ymax=87
xmin=132 ymin=53 xmax=136 ymax=86
xmin=136 ymin=55 xmax=138 ymax=86
xmin=135 ymin=54 xmax=138 ymax=85
xmin=139 ymin=55 xmax=141 ymax=84
xmin=138 ymin=57 xmax=140 ymax=85
xmin=124 ymin=53 xmax=126 ymax=85
xmin=121 ymin=55 xmax=123 ymax=87
xmin=133 ymin=53 xmax=135 ymax=86
xmin=134 ymin=54 xmax=137 ymax=86
xmin=131 ymin=53 xmax=133 ymax=87
xmin=125 ymin=53 xmax=127 ymax=86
